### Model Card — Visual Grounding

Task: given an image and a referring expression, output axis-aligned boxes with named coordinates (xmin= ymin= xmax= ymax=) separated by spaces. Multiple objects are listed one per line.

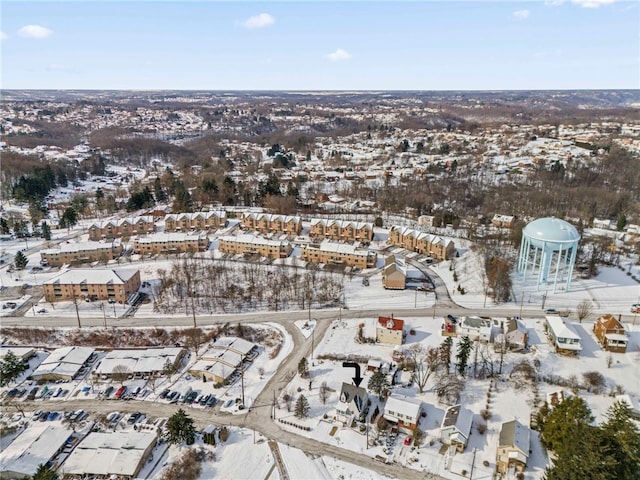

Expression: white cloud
xmin=326 ymin=48 xmax=352 ymax=62
xmin=513 ymin=9 xmax=531 ymax=19
xmin=544 ymin=0 xmax=565 ymax=6
xmin=1 ymin=31 xmax=7 ymax=41
xmin=242 ymin=13 xmax=275 ymax=29
xmin=18 ymin=25 xmax=53 ymax=39
xmin=571 ymin=0 xmax=615 ymax=7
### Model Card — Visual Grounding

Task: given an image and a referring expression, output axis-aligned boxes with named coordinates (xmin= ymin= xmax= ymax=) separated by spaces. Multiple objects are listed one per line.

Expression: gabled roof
xmin=596 ymin=314 xmax=625 ymax=332
xmin=338 ymin=382 xmax=368 ymax=413
xmin=384 ymin=395 xmax=422 ymax=420
xmin=499 ymin=420 xmax=530 ymax=455
xmin=378 ymin=316 xmax=404 ymax=331
xmin=442 ymin=404 xmax=473 ymax=438
xmin=44 ymin=268 xmax=139 ymax=286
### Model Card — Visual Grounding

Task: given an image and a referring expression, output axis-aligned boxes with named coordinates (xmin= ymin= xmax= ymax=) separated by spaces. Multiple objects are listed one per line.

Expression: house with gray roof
xmin=496 ymin=420 xmax=530 ymax=475
xmin=335 ymin=382 xmax=369 ymax=425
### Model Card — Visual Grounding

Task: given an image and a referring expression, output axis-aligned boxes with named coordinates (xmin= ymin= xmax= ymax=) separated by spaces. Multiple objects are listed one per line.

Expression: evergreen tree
xmin=0 ymin=217 xmax=9 ymax=235
xmin=0 ymin=350 xmax=26 ymax=386
xmin=367 ymin=369 xmax=389 ymax=398
xmin=14 ymin=251 xmax=28 ymax=270
xmin=294 ymin=394 xmax=310 ymax=419
xmin=172 ymin=181 xmax=192 ymax=213
xmin=31 ymin=464 xmax=59 ymax=480
xmin=600 ymin=401 xmax=640 ymax=479
xmin=154 ymin=177 xmax=167 ymax=203
xmin=297 ymin=357 xmax=309 ymax=378
xmin=41 ymin=221 xmax=51 ymax=241
xmin=456 ymin=336 xmax=473 ymax=377
xmin=439 ymin=337 xmax=453 ymax=373
xmin=164 ymin=409 xmax=196 ymax=445
xmin=60 ymin=206 xmax=78 ymax=229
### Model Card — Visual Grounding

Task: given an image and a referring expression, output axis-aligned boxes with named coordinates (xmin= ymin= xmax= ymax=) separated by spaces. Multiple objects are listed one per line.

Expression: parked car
xmin=206 ymin=395 xmax=217 ymax=407
xmin=103 ymin=386 xmax=115 ymax=398
xmin=544 ymin=308 xmax=558 ymax=314
xmin=27 ymin=387 xmax=39 ymax=400
xmin=160 ymin=389 xmax=170 ymax=399
xmin=631 ymin=304 xmax=640 ymax=314
xmin=114 ymin=386 xmax=127 ymax=399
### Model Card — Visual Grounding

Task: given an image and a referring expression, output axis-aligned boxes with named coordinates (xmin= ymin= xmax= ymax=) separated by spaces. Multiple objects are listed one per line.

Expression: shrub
xmin=481 ymin=409 xmax=491 ymax=421
xmin=477 ymin=422 xmax=487 ymax=434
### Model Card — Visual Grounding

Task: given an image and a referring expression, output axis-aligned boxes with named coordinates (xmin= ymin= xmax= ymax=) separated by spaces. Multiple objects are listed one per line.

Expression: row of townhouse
xmin=164 ymin=211 xmax=227 ymax=232
xmin=43 ymin=268 xmax=141 ymax=304
xmin=40 ymin=241 xmax=123 ymax=267
xmin=388 ymin=226 xmax=456 ymax=260
xmin=301 ymin=241 xmax=377 ymax=269
xmin=309 ymin=219 xmax=374 ymax=242
xmin=88 ymin=216 xmax=156 ymax=241
xmin=218 ymin=234 xmax=292 ymax=259
xmin=133 ymin=232 xmax=209 ymax=255
xmin=241 ymin=213 xmax=303 ymax=235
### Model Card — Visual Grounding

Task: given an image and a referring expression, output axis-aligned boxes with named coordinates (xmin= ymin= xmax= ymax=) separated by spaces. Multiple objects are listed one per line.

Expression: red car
xmin=632 ymin=304 xmax=640 ymax=314
xmin=114 ymin=386 xmax=127 ymax=399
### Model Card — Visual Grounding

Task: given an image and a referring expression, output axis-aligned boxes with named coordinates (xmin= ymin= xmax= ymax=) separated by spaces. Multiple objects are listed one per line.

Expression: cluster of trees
xmin=154 ymin=258 xmax=344 ymax=315
xmin=538 ymin=397 xmax=640 ymax=480
xmin=0 ymin=350 xmax=26 ymax=387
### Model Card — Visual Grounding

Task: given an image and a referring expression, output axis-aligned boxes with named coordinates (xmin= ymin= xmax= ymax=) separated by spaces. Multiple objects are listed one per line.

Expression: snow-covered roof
xmin=384 ymin=395 xmax=422 ymax=420
xmin=43 ymin=268 xmax=139 ymax=285
xmin=0 ymin=424 xmax=71 ymax=477
xmin=546 ymin=315 xmax=581 ymax=343
xmin=165 ymin=211 xmax=226 ymax=221
xmin=442 ymin=404 xmax=473 ymax=438
xmin=62 ymin=431 xmax=156 ymax=477
xmin=134 ymin=231 xmax=207 ymax=243
xmin=41 ymin=240 xmax=121 ymax=255
xmin=220 ymin=234 xmax=290 ymax=247
xmin=211 ymin=336 xmax=256 ymax=355
xmin=309 ymin=218 xmax=373 ymax=230
xmin=32 ymin=346 xmax=94 ymax=379
xmin=94 ymin=348 xmax=184 ymax=375
xmin=305 ymin=241 xmax=373 ymax=256
xmin=498 ymin=420 xmax=530 ymax=455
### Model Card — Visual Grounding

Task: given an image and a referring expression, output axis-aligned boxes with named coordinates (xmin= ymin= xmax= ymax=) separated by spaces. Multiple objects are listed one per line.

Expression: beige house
xmin=88 ymin=216 xmax=156 ymax=241
xmin=496 ymin=420 xmax=530 ymax=475
xmin=43 ymin=268 xmax=141 ymax=304
xmin=309 ymin=219 xmax=374 ymax=242
xmin=133 ymin=232 xmax=209 ymax=255
xmin=164 ymin=211 xmax=227 ymax=232
xmin=382 ymin=255 xmax=406 ymax=289
xmin=302 ymin=242 xmax=377 ymax=269
xmin=219 ymin=234 xmax=292 ymax=259
xmin=383 ymin=395 xmax=423 ymax=433
xmin=40 ymin=241 xmax=123 ymax=267
xmin=376 ymin=315 xmax=405 ymax=345
xmin=241 ymin=213 xmax=302 ymax=235
xmin=388 ymin=226 xmax=455 ymax=260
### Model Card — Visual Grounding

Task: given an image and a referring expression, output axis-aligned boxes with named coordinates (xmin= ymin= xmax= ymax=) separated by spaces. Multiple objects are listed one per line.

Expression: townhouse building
xmin=301 ymin=241 xmax=377 ymax=269
xmin=309 ymin=218 xmax=374 ymax=242
xmin=133 ymin=232 xmax=209 ymax=255
xmin=88 ymin=216 xmax=156 ymax=241
xmin=218 ymin=234 xmax=292 ymax=259
xmin=388 ymin=226 xmax=455 ymax=260
xmin=40 ymin=241 xmax=123 ymax=267
xmin=164 ymin=211 xmax=227 ymax=232
xmin=241 ymin=213 xmax=302 ymax=235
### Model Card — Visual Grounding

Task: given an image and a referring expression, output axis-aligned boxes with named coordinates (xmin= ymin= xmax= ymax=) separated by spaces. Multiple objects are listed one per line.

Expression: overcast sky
xmin=1 ymin=1 xmax=638 ymax=90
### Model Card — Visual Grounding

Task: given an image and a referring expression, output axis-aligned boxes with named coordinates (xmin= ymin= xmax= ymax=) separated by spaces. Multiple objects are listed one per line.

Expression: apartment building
xmin=241 ymin=213 xmax=302 ymax=235
xmin=43 ymin=268 xmax=141 ymax=303
xmin=40 ymin=241 xmax=123 ymax=267
xmin=164 ymin=211 xmax=227 ymax=232
xmin=388 ymin=226 xmax=455 ymax=260
xmin=133 ymin=232 xmax=209 ymax=255
xmin=309 ymin=218 xmax=374 ymax=242
xmin=301 ymin=241 xmax=377 ymax=269
xmin=88 ymin=216 xmax=156 ymax=241
xmin=218 ymin=234 xmax=292 ymax=259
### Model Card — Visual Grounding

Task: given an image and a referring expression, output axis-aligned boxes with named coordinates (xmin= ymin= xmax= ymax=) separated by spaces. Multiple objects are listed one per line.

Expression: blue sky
xmin=1 ymin=1 xmax=638 ymax=90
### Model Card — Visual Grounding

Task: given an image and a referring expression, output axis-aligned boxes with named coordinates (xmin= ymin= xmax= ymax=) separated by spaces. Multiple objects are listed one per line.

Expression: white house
xmin=440 ymin=404 xmax=474 ymax=452
xmin=383 ymin=395 xmax=423 ymax=433
xmin=335 ymin=382 xmax=369 ymax=425
xmin=545 ymin=315 xmax=582 ymax=355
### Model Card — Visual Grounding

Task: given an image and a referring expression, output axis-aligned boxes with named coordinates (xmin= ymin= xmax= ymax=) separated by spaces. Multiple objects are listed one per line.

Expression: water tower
xmin=517 ymin=217 xmax=580 ymax=292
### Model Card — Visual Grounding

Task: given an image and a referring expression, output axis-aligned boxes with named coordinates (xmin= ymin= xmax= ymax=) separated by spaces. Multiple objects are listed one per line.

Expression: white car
xmin=631 ymin=304 xmax=640 ymax=314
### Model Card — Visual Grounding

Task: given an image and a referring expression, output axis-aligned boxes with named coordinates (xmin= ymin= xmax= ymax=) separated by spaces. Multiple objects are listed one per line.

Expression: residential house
xmin=440 ymin=404 xmax=474 ymax=452
xmin=43 ymin=268 xmax=140 ymax=304
xmin=545 ymin=315 xmax=582 ymax=355
xmin=376 ymin=315 xmax=405 ymax=346
xmin=496 ymin=317 xmax=528 ymax=351
xmin=383 ymin=395 xmax=423 ymax=434
xmin=388 ymin=226 xmax=455 ymax=260
xmin=133 ymin=232 xmax=209 ymax=255
xmin=496 ymin=420 xmax=530 ymax=475
xmin=382 ymin=255 xmax=406 ymax=290
xmin=492 ymin=214 xmax=515 ymax=228
xmin=40 ymin=240 xmax=123 ymax=267
xmin=164 ymin=211 xmax=227 ymax=232
xmin=241 ymin=213 xmax=302 ymax=235
xmin=593 ymin=314 xmax=628 ymax=353
xmin=301 ymin=242 xmax=377 ymax=269
xmin=218 ymin=234 xmax=292 ymax=259
xmin=88 ymin=216 xmax=155 ymax=241
xmin=335 ymin=382 xmax=369 ymax=425
xmin=458 ymin=316 xmax=497 ymax=342
xmin=309 ymin=219 xmax=374 ymax=242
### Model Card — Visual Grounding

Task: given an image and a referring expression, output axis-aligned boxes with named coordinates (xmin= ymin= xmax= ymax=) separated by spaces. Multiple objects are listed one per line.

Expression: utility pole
xmin=519 ymin=291 xmax=524 ymax=319
xmin=241 ymin=363 xmax=245 ymax=406
xmin=470 ymin=448 xmax=477 ymax=480
xmin=101 ymin=302 xmax=107 ymax=328
xmin=71 ymin=289 xmax=81 ymax=329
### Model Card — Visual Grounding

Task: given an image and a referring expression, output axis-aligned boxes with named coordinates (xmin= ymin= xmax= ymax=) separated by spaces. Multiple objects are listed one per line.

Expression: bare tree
xmin=112 ymin=364 xmax=131 ymax=386
xmin=434 ymin=374 xmax=465 ymax=404
xmin=319 ymin=381 xmax=329 ymax=405
xmin=406 ymin=345 xmax=441 ymax=393
xmin=283 ymin=391 xmax=294 ymax=412
xmin=576 ymin=300 xmax=593 ymax=323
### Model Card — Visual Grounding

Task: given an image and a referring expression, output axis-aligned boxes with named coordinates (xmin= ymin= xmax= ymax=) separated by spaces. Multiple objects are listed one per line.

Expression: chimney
xmin=391 ymin=313 xmax=394 ymax=320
